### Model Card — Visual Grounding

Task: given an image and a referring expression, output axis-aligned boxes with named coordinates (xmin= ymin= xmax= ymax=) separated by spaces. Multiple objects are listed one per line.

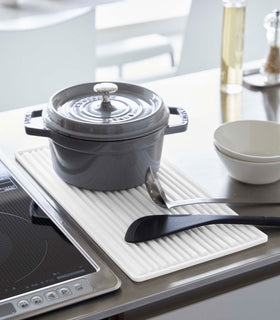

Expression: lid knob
xmin=93 ymin=82 xmax=118 ymax=107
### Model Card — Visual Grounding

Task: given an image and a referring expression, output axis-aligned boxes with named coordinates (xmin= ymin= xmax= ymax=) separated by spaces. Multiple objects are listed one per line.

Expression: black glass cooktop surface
xmin=0 ymin=165 xmax=96 ymax=301
xmin=0 ymin=160 xmax=120 ymax=319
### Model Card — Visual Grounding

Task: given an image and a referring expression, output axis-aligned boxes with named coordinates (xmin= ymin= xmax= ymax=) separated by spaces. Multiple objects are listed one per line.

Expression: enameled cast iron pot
xmin=24 ymin=82 xmax=188 ymax=191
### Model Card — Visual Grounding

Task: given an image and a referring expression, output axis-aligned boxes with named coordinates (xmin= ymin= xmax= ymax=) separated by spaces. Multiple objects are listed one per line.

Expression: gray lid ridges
xmin=43 ymin=82 xmax=169 ymax=141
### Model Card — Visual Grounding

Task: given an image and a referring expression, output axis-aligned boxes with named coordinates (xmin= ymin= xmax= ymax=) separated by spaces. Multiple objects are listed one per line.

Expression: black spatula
xmin=125 ymin=214 xmax=280 ymax=243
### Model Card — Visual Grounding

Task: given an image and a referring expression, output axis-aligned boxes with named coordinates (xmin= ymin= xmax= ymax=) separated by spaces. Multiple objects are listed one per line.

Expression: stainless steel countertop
xmin=2 ymin=68 xmax=280 ymax=319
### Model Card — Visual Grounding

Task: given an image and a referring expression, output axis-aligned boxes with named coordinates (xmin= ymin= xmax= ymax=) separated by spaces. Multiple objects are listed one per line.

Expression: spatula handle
xmin=208 ymin=215 xmax=280 ymax=226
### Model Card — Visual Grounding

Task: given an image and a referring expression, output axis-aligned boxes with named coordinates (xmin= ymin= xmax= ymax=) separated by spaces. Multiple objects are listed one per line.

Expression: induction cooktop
xmin=0 ymin=159 xmax=120 ymax=320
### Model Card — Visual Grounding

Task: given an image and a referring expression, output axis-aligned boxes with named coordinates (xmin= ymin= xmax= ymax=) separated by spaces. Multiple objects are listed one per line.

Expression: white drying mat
xmin=16 ymin=145 xmax=267 ymax=282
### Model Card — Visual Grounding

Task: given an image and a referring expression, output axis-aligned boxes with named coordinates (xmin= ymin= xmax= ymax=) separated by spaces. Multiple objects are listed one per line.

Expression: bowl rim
xmin=214 ymin=144 xmax=280 ymax=165
xmin=214 ymin=120 xmax=280 ymax=163
xmin=215 ymin=145 xmax=280 ymax=185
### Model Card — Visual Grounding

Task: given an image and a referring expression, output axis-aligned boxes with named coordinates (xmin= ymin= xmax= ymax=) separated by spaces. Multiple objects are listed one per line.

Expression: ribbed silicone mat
xmin=16 ymin=145 xmax=267 ymax=282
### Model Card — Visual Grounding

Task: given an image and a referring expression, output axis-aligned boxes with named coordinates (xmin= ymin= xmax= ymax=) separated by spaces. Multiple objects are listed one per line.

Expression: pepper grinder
xmin=262 ymin=9 xmax=280 ymax=84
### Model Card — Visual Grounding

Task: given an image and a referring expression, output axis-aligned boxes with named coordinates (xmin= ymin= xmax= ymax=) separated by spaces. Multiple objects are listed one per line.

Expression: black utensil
xmin=125 ymin=214 xmax=280 ymax=243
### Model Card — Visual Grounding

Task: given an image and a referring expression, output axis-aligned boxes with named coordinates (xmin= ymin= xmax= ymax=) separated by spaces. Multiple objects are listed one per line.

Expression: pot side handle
xmin=24 ymin=109 xmax=51 ymax=138
xmin=165 ymin=107 xmax=188 ymax=135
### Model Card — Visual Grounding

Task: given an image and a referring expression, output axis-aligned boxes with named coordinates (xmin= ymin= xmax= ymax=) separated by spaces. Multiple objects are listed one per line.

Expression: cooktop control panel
xmin=1 ymin=278 xmax=92 ymax=319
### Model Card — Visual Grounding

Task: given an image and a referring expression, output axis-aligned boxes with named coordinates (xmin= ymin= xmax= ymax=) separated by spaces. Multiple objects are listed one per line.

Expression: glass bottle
xmin=262 ymin=9 xmax=280 ymax=84
xmin=220 ymin=0 xmax=246 ymax=94
xmin=220 ymin=91 xmax=242 ymax=122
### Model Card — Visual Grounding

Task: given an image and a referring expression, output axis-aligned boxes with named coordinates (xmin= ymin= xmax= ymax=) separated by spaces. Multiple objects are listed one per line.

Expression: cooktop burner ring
xmin=0 ymin=212 xmax=48 ymax=288
xmin=0 ymin=229 xmax=12 ymax=266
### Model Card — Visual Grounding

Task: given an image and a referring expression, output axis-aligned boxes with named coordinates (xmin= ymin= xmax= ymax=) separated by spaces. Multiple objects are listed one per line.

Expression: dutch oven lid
xmin=43 ymin=82 xmax=169 ymax=141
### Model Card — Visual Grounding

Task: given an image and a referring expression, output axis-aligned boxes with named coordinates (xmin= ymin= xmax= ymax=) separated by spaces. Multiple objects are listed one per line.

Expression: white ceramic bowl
xmin=215 ymin=146 xmax=280 ymax=184
xmin=214 ymin=120 xmax=280 ymax=163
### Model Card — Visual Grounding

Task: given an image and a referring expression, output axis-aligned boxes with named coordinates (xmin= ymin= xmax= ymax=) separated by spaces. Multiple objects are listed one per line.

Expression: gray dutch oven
xmin=24 ymin=82 xmax=188 ymax=191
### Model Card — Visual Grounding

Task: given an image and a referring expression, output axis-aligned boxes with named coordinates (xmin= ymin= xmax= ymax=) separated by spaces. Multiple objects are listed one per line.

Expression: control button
xmin=45 ymin=291 xmax=58 ymax=301
xmin=58 ymin=287 xmax=71 ymax=297
xmin=0 ymin=303 xmax=16 ymax=317
xmin=18 ymin=300 xmax=30 ymax=309
xmin=31 ymin=296 xmax=43 ymax=305
xmin=73 ymin=283 xmax=84 ymax=292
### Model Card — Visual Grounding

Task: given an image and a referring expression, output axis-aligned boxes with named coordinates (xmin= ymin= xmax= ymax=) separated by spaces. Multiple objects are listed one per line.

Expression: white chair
xmin=96 ymin=33 xmax=175 ymax=78
xmin=0 ymin=2 xmax=97 ymax=111
xmin=94 ymin=0 xmax=189 ymax=81
xmin=177 ymin=0 xmax=280 ymax=75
